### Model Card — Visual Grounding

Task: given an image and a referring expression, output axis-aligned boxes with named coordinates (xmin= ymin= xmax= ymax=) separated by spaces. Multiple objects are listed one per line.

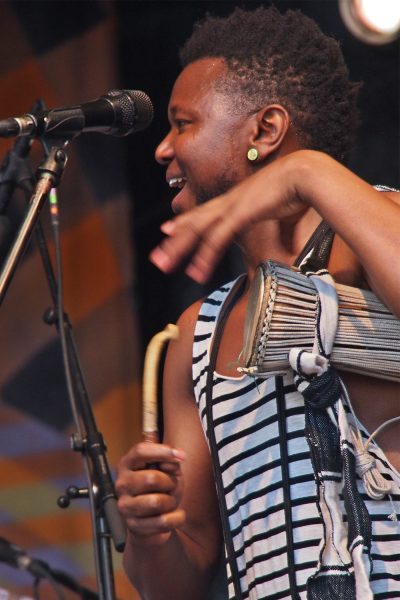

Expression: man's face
xmin=155 ymin=58 xmax=252 ymax=214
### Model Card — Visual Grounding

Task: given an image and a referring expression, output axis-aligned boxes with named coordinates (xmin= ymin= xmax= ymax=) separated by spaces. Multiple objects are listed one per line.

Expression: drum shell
xmin=240 ymin=260 xmax=400 ymax=382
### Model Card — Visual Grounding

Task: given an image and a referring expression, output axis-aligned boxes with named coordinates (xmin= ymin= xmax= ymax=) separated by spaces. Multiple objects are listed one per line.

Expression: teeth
xmin=168 ymin=177 xmax=186 ymax=188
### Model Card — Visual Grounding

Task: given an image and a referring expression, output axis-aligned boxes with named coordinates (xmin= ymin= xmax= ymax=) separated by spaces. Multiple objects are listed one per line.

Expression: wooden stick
xmin=142 ymin=323 xmax=179 ymax=443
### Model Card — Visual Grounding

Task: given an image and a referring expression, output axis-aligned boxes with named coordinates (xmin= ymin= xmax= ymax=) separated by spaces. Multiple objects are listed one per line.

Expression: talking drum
xmin=239 ymin=260 xmax=400 ymax=382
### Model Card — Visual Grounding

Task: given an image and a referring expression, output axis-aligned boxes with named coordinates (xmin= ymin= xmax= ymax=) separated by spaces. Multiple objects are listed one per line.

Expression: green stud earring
xmin=247 ymin=147 xmax=259 ymax=162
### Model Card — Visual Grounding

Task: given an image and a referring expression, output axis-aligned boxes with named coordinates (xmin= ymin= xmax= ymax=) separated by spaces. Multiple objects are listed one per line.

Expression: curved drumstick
xmin=142 ymin=323 xmax=179 ymax=443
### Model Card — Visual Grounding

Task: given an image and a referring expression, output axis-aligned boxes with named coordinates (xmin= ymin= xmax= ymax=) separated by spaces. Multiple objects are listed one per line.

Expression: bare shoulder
xmin=176 ymin=297 xmax=205 ymax=339
xmin=163 ymin=298 xmax=204 ymax=393
xmin=383 ymin=189 xmax=400 ymax=205
xmin=162 ymin=296 xmax=206 ymax=441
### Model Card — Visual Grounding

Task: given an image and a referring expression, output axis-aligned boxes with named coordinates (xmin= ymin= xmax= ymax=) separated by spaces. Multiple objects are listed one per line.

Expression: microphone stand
xmin=0 ymin=137 xmax=126 ymax=600
xmin=0 ymin=100 xmax=43 ymax=260
xmin=0 ymin=535 xmax=100 ymax=599
xmin=0 ymin=143 xmax=66 ymax=302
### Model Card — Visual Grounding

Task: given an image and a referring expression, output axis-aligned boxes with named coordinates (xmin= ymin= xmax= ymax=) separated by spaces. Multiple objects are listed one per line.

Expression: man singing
xmin=117 ymin=6 xmax=400 ymax=599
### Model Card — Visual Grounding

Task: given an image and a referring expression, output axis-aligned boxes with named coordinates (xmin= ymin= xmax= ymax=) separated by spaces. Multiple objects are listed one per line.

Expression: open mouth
xmin=167 ymin=173 xmax=198 ymax=214
xmin=168 ymin=176 xmax=186 ymax=190
xmin=167 ymin=176 xmax=188 ymax=213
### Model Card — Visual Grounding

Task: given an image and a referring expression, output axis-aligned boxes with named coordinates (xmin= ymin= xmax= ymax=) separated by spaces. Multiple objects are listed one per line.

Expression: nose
xmin=155 ymin=130 xmax=174 ymax=165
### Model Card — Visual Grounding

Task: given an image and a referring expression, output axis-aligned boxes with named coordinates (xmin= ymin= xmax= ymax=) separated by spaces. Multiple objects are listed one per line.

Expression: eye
xmin=175 ymin=119 xmax=190 ymax=132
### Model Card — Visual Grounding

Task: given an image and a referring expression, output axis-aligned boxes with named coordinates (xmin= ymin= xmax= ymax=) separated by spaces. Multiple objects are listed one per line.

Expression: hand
xmin=150 ymin=152 xmax=307 ymax=283
xmin=150 ymin=194 xmax=240 ymax=283
xmin=116 ymin=442 xmax=186 ymax=547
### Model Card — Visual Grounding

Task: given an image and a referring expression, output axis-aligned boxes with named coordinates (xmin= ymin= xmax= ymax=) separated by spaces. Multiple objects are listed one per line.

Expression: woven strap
xmin=289 ymin=270 xmax=373 ymax=600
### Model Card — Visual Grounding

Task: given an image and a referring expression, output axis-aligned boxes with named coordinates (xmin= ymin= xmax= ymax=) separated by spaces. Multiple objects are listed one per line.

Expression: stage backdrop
xmin=0 ymin=1 xmax=398 ymax=599
xmin=0 ymin=2 xmax=142 ymax=598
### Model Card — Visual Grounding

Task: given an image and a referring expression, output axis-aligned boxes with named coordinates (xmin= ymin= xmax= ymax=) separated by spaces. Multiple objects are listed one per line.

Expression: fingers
xmin=120 ymin=493 xmax=186 ymax=538
xmin=118 ymin=441 xmax=186 ymax=470
xmin=184 ymin=221 xmax=236 ymax=283
xmin=122 ymin=488 xmax=179 ymax=518
xmin=116 ymin=442 xmax=186 ymax=545
xmin=122 ymin=511 xmax=187 ymax=547
xmin=149 ymin=156 xmax=309 ymax=282
xmin=116 ymin=443 xmax=185 ymax=493
xmin=149 ymin=200 xmax=237 ymax=283
xmin=117 ymin=464 xmax=180 ymax=498
xmin=149 ymin=219 xmax=203 ymax=275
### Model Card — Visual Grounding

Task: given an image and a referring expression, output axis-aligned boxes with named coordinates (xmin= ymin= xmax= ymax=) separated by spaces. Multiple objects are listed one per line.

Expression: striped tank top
xmin=192 ymin=228 xmax=400 ymax=599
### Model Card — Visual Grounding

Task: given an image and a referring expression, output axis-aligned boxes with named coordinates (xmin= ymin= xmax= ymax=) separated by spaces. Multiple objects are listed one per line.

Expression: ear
xmin=248 ymin=104 xmax=292 ymax=161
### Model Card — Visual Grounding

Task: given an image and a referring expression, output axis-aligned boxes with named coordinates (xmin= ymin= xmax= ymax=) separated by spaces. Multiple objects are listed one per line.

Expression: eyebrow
xmin=169 ymin=105 xmax=183 ymax=117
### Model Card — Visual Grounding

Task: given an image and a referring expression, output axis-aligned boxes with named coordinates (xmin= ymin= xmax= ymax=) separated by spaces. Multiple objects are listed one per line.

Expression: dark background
xmin=0 ymin=2 xmax=397 ymax=597
xmin=114 ymin=0 xmax=399 ymax=352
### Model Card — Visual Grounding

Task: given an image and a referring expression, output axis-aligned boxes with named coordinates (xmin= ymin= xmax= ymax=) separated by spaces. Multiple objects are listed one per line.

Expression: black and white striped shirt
xmin=192 ymin=280 xmax=400 ymax=600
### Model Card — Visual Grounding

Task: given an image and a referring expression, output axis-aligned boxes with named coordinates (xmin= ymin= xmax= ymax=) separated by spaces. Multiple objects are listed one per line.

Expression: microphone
xmin=0 ymin=536 xmax=99 ymax=598
xmin=0 ymin=89 xmax=154 ymax=139
xmin=0 ymin=536 xmax=48 ymax=579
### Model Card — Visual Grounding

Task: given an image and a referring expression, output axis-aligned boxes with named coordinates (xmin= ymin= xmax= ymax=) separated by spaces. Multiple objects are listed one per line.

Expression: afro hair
xmin=180 ymin=6 xmax=361 ymax=163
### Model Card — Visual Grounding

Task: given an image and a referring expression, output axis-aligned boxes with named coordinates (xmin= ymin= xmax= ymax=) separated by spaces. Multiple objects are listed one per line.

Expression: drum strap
xmin=289 ymin=271 xmax=373 ymax=599
xmin=280 ymin=220 xmax=335 ymax=595
xmin=294 ymin=220 xmax=334 ymax=273
xmin=205 ymin=221 xmax=337 ymax=598
xmin=205 ymin=274 xmax=247 ymax=599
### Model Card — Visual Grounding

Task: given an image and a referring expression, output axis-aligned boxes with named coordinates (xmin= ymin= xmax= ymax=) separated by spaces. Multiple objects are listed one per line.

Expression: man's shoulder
xmin=177 ymin=277 xmax=241 ymax=328
xmin=374 ymin=184 xmax=400 ymax=205
xmin=177 ymin=298 xmax=205 ymax=332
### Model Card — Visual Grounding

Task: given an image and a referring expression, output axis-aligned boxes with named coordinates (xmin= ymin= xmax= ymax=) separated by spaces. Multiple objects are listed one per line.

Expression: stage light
xmin=339 ymin=0 xmax=400 ymax=44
